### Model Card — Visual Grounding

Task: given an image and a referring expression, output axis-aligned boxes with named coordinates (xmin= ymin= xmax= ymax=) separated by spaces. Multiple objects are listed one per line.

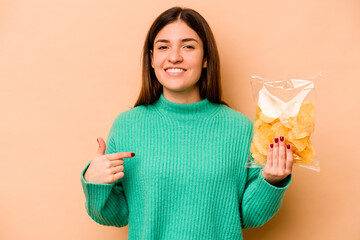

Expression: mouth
xmin=164 ymin=67 xmax=187 ymax=73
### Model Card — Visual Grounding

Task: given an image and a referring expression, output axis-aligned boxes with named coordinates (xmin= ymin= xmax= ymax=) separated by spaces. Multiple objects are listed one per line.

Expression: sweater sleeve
xmin=240 ymin=167 xmax=291 ymax=228
xmin=80 ymin=117 xmax=129 ymax=227
xmin=240 ymin=117 xmax=292 ymax=229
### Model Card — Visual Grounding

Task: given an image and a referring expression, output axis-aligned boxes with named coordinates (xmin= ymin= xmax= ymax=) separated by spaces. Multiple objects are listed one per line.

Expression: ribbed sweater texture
xmin=81 ymin=93 xmax=291 ymax=239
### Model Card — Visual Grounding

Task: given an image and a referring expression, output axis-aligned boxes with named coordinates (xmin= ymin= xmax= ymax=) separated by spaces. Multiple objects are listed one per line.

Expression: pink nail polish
xmin=274 ymin=138 xmax=279 ymax=143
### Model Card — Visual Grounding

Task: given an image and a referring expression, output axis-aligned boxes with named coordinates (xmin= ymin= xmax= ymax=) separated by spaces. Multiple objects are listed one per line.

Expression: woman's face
xmin=150 ymin=20 xmax=207 ymax=100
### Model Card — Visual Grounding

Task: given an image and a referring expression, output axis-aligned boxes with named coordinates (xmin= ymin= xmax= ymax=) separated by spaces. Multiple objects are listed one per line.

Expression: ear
xmin=150 ymin=50 xmax=154 ymax=68
xmin=203 ymin=58 xmax=207 ymax=68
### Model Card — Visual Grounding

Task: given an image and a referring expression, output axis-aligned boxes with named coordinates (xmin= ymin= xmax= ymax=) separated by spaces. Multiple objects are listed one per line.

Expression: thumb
xmin=96 ymin=137 xmax=106 ymax=156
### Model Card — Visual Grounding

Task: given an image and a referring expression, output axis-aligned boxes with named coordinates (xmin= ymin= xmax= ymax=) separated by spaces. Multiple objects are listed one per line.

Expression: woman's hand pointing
xmin=83 ymin=137 xmax=135 ymax=184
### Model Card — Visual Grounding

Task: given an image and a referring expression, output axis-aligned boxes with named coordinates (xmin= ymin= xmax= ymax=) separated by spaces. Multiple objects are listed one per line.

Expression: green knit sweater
xmin=81 ymin=93 xmax=291 ymax=239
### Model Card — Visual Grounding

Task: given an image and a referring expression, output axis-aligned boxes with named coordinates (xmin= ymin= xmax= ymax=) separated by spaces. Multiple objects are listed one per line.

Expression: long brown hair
xmin=133 ymin=6 xmax=229 ymax=107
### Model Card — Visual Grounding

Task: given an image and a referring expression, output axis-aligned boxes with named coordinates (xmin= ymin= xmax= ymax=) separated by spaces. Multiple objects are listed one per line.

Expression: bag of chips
xmin=245 ymin=72 xmax=321 ymax=171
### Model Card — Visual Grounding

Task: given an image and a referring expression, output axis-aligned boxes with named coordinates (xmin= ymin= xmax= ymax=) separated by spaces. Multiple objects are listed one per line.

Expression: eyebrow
xmin=154 ymin=38 xmax=199 ymax=44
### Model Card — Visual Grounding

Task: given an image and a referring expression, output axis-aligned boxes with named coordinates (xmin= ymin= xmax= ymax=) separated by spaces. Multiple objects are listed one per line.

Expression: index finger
xmin=106 ymin=152 xmax=135 ymax=160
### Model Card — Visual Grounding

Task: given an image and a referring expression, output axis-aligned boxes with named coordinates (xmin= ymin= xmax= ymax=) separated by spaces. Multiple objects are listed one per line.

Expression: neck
xmin=162 ymin=87 xmax=203 ymax=104
xmin=153 ymin=92 xmax=220 ymax=122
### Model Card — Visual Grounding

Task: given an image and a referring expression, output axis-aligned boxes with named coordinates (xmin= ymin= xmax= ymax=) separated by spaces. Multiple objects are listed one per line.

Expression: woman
xmin=81 ymin=6 xmax=293 ymax=239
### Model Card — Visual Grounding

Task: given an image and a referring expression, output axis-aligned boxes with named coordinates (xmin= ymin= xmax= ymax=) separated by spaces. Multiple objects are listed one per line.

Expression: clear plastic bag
xmin=245 ymin=72 xmax=321 ymax=171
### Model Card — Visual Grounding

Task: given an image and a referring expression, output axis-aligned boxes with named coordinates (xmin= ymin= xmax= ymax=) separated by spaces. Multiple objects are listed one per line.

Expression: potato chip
xmin=252 ymin=152 xmax=267 ymax=164
xmin=281 ymin=116 xmax=297 ymax=128
xmin=253 ymin=132 xmax=270 ymax=155
xmin=249 ymin=101 xmax=316 ymax=166
xmin=257 ymin=122 xmax=273 ymax=139
xmin=287 ymin=136 xmax=309 ymax=152
xmin=250 ymin=141 xmax=257 ymax=153
xmin=298 ymin=141 xmax=315 ymax=164
xmin=270 ymin=122 xmax=290 ymax=140
xmin=254 ymin=118 xmax=264 ymax=130
xmin=285 ymin=101 xmax=315 ymax=139
xmin=250 ymin=142 xmax=267 ymax=164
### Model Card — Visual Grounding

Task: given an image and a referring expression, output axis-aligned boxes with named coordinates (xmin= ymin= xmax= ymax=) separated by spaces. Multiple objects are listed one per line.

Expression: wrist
xmin=261 ymin=171 xmax=282 ymax=187
xmin=83 ymin=169 xmax=93 ymax=183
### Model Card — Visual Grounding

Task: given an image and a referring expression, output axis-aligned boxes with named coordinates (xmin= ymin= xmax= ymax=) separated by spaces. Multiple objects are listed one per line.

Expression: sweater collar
xmin=153 ymin=92 xmax=219 ymax=121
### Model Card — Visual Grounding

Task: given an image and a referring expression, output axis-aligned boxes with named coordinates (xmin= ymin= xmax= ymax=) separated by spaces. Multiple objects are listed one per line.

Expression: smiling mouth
xmin=165 ymin=68 xmax=187 ymax=73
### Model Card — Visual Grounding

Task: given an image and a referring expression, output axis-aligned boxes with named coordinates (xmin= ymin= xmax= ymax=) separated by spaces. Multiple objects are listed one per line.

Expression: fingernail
xmin=280 ymin=136 xmax=284 ymax=142
xmin=131 ymin=152 xmax=135 ymax=157
xmin=270 ymin=143 xmax=273 ymax=148
xmin=287 ymin=144 xmax=290 ymax=149
xmin=274 ymin=138 xmax=279 ymax=143
xmin=97 ymin=138 xmax=99 ymax=143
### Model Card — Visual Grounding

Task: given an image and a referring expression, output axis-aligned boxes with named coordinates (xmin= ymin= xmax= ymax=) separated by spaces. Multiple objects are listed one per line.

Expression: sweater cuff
xmin=81 ymin=161 xmax=115 ymax=199
xmin=252 ymin=170 xmax=291 ymax=219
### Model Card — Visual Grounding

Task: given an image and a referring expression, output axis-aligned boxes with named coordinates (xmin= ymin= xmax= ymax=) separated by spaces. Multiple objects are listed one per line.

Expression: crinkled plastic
xmin=245 ymin=72 xmax=321 ymax=171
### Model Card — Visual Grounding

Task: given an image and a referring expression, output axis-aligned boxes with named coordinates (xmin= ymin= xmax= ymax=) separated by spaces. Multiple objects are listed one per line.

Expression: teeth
xmin=166 ymin=68 xmax=185 ymax=72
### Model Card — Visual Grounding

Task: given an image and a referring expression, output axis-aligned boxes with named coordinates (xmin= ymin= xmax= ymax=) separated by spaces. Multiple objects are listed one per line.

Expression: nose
xmin=168 ymin=48 xmax=183 ymax=63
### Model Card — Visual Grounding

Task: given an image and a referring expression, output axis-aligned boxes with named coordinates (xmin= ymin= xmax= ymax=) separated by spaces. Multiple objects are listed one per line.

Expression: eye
xmin=157 ymin=46 xmax=168 ymax=50
xmin=184 ymin=45 xmax=194 ymax=49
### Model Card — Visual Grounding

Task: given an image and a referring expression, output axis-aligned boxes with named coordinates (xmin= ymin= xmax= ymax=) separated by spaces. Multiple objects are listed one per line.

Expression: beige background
xmin=1 ymin=0 xmax=359 ymax=239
